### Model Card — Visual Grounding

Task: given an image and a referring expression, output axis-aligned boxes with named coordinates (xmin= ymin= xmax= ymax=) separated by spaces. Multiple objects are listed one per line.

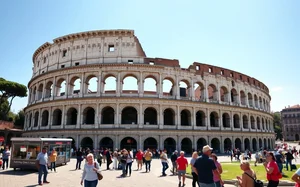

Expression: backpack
xmin=245 ymin=172 xmax=263 ymax=187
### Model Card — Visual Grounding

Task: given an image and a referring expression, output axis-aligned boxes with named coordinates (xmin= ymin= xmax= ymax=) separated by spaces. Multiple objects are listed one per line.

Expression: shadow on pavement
xmin=0 ymin=169 xmax=36 ymax=176
xmin=24 ymin=185 xmax=39 ymax=187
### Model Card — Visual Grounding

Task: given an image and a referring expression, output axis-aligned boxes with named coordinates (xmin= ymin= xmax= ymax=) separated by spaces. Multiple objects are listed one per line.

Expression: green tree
xmin=14 ymin=110 xmax=25 ymax=128
xmin=0 ymin=78 xmax=27 ymax=120
xmin=273 ymin=112 xmax=282 ymax=140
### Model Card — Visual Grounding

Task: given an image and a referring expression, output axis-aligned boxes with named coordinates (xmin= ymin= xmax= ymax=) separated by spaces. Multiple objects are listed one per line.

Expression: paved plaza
xmin=0 ymin=156 xmax=237 ymax=187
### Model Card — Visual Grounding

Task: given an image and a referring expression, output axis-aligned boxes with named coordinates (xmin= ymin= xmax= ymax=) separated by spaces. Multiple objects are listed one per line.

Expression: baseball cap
xmin=202 ymin=145 xmax=213 ymax=153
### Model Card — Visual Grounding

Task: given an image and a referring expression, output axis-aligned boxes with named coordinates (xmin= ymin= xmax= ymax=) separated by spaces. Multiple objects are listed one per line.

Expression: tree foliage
xmin=14 ymin=110 xmax=25 ymax=128
xmin=0 ymin=78 xmax=27 ymax=120
xmin=273 ymin=112 xmax=282 ymax=140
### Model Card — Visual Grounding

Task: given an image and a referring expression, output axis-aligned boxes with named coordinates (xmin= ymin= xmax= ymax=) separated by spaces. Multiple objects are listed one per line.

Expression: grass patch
xmin=186 ymin=163 xmax=298 ymax=182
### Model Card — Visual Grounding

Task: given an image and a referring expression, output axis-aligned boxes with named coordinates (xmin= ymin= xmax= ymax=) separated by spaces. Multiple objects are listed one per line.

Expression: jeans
xmin=277 ymin=163 xmax=283 ymax=173
xmin=162 ymin=162 xmax=169 ymax=175
xmin=267 ymin=180 xmax=279 ymax=187
xmin=172 ymin=162 xmax=177 ymax=173
xmin=199 ymin=182 xmax=216 ymax=187
xmin=2 ymin=159 xmax=8 ymax=169
xmin=145 ymin=160 xmax=151 ymax=171
xmin=84 ymin=179 xmax=98 ymax=187
xmin=50 ymin=162 xmax=56 ymax=171
xmin=215 ymin=181 xmax=221 ymax=187
xmin=38 ymin=164 xmax=48 ymax=184
xmin=121 ymin=162 xmax=127 ymax=176
xmin=286 ymin=159 xmax=292 ymax=171
xmin=76 ymin=158 xmax=82 ymax=169
xmin=126 ymin=162 xmax=132 ymax=175
xmin=192 ymin=172 xmax=200 ymax=187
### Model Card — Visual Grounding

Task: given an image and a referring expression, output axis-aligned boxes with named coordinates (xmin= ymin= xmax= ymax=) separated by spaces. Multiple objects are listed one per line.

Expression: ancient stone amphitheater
xmin=23 ymin=29 xmax=274 ymax=154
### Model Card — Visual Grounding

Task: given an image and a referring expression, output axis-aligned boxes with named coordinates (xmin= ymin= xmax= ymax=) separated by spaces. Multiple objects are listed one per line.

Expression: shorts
xmin=137 ymin=160 xmax=143 ymax=164
xmin=177 ymin=170 xmax=186 ymax=176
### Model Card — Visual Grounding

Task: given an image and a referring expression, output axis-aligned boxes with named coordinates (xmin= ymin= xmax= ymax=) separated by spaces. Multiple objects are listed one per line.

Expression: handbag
xmin=94 ymin=162 xmax=103 ymax=180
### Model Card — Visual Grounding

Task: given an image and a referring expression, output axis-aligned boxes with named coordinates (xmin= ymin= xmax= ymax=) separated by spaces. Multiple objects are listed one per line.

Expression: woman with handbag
xmin=80 ymin=153 xmax=101 ymax=187
xmin=236 ymin=160 xmax=255 ymax=187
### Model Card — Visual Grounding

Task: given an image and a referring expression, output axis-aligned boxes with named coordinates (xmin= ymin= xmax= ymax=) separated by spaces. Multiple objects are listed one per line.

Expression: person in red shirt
xmin=176 ymin=151 xmax=188 ymax=187
xmin=264 ymin=152 xmax=281 ymax=187
xmin=135 ymin=149 xmax=144 ymax=170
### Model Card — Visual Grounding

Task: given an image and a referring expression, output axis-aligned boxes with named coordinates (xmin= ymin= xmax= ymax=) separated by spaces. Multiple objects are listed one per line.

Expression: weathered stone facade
xmin=282 ymin=105 xmax=300 ymax=141
xmin=23 ymin=29 xmax=274 ymax=154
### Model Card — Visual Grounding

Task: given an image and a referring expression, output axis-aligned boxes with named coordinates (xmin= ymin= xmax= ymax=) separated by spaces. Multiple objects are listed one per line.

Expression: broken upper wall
xmin=31 ymin=30 xmax=147 ymax=77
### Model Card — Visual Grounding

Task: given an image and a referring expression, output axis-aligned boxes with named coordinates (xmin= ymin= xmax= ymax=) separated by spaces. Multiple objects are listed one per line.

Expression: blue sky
xmin=0 ymin=0 xmax=299 ymax=113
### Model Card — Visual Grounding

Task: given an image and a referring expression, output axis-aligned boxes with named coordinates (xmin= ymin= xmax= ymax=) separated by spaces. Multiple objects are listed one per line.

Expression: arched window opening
xmin=86 ymin=76 xmax=97 ymax=94
xmin=210 ymin=112 xmax=219 ymax=127
xmin=144 ymin=108 xmax=157 ymax=125
xmin=144 ymin=77 xmax=157 ymax=95
xmin=52 ymin=109 xmax=62 ymax=126
xmin=56 ymin=79 xmax=66 ymax=96
xmin=83 ymin=107 xmax=95 ymax=124
xmin=163 ymin=79 xmax=174 ymax=96
xmin=194 ymin=82 xmax=205 ymax=101
xmin=121 ymin=107 xmax=137 ymax=124
xmin=45 ymin=81 xmax=53 ymax=98
xmin=196 ymin=111 xmax=205 ymax=126
xmin=41 ymin=110 xmax=49 ymax=126
xmin=240 ymin=91 xmax=246 ymax=105
xmin=248 ymin=93 xmax=253 ymax=107
xmin=233 ymin=114 xmax=240 ymax=128
xmin=34 ymin=112 xmax=39 ymax=127
xmin=67 ymin=108 xmax=77 ymax=125
xmin=257 ymin=117 xmax=261 ymax=130
xmin=179 ymin=81 xmax=189 ymax=98
xmin=164 ymin=108 xmax=175 ymax=125
xmin=70 ymin=77 xmax=81 ymax=95
xmin=222 ymin=113 xmax=230 ymax=128
xmin=37 ymin=84 xmax=44 ymax=100
xmin=250 ymin=116 xmax=255 ymax=129
xmin=208 ymin=84 xmax=218 ymax=102
xmin=122 ymin=76 xmax=138 ymax=94
xmin=243 ymin=115 xmax=248 ymax=129
xmin=231 ymin=89 xmax=238 ymax=104
xmin=220 ymin=86 xmax=229 ymax=102
xmin=181 ymin=109 xmax=191 ymax=126
xmin=102 ymin=107 xmax=114 ymax=124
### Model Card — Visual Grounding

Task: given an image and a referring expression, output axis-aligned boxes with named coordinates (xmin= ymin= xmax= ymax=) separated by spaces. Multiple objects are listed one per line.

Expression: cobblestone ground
xmin=0 ymin=156 xmax=236 ymax=187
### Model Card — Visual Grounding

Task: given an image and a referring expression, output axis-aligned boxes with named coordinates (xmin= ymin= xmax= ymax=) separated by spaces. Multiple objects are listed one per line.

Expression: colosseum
xmin=23 ymin=29 xmax=275 ymax=154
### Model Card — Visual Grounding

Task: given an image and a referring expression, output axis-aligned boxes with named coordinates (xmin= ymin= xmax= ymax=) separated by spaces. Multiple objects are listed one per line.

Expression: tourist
xmin=126 ymin=150 xmax=133 ymax=176
xmin=190 ymin=151 xmax=200 ymax=187
xmin=36 ymin=147 xmax=50 ymax=186
xmin=210 ymin=153 xmax=223 ymax=187
xmin=135 ymin=149 xmax=143 ymax=170
xmin=170 ymin=150 xmax=178 ymax=175
xmin=160 ymin=149 xmax=169 ymax=176
xmin=144 ymin=148 xmax=153 ymax=172
xmin=275 ymin=149 xmax=284 ymax=174
xmin=49 ymin=148 xmax=57 ymax=172
xmin=254 ymin=151 xmax=260 ymax=166
xmin=76 ymin=148 xmax=83 ymax=170
xmin=284 ymin=150 xmax=294 ymax=171
xmin=80 ymin=153 xmax=101 ymax=187
xmin=113 ymin=150 xmax=118 ymax=170
xmin=236 ymin=160 xmax=255 ymax=187
xmin=192 ymin=145 xmax=220 ymax=187
xmin=2 ymin=146 xmax=10 ymax=170
xmin=120 ymin=149 xmax=128 ymax=177
xmin=106 ymin=148 xmax=112 ymax=170
xmin=264 ymin=152 xmax=281 ymax=187
xmin=176 ymin=151 xmax=188 ymax=187
xmin=291 ymin=168 xmax=300 ymax=186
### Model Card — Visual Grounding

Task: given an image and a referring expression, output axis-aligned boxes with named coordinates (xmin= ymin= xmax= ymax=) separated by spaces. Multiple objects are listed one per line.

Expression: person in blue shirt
xmin=36 ymin=147 xmax=50 ymax=186
xmin=2 ymin=146 xmax=11 ymax=170
xmin=192 ymin=145 xmax=220 ymax=187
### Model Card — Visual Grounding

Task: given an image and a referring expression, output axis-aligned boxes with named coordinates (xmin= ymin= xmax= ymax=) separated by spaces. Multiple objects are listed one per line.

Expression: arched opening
xmin=224 ymin=138 xmax=232 ymax=151
xmin=67 ymin=137 xmax=76 ymax=149
xmin=144 ymin=108 xmax=157 ymax=125
xmin=52 ymin=109 xmax=62 ymax=126
xmin=263 ymin=139 xmax=267 ymax=149
xmin=208 ymin=84 xmax=218 ymax=102
xmin=262 ymin=119 xmax=265 ymax=130
xmin=100 ymin=137 xmax=113 ymax=150
xmin=164 ymin=108 xmax=175 ymax=125
xmin=56 ymin=79 xmax=66 ymax=96
xmin=233 ymin=114 xmax=240 ymax=128
xmin=45 ymin=81 xmax=53 ymax=98
xmin=83 ymin=107 xmax=95 ymax=124
xmin=181 ymin=138 xmax=192 ymax=154
xmin=32 ymin=87 xmax=37 ymax=102
xmin=196 ymin=110 xmax=205 ymax=126
xmin=164 ymin=137 xmax=176 ymax=154
xmin=101 ymin=107 xmax=114 ymax=124
xmin=144 ymin=137 xmax=158 ymax=150
xmin=34 ymin=111 xmax=39 ymax=127
xmin=81 ymin=137 xmax=93 ymax=150
xmin=37 ymin=84 xmax=43 ymax=100
xmin=163 ymin=78 xmax=174 ymax=96
xmin=181 ymin=109 xmax=191 ymax=126
xmin=121 ymin=107 xmax=137 ymax=124
xmin=259 ymin=97 xmax=263 ymax=109
xmin=28 ymin=113 xmax=32 ymax=127
xmin=144 ymin=77 xmax=157 ymax=95
xmin=194 ymin=82 xmax=205 ymax=101
xmin=86 ymin=75 xmax=97 ymax=94
xmin=220 ymin=86 xmax=229 ymax=102
xmin=259 ymin=139 xmax=263 ymax=150
xmin=67 ymin=107 xmax=77 ymax=125
xmin=257 ymin=117 xmax=261 ymax=130
xmin=244 ymin=138 xmax=250 ymax=150
xmin=235 ymin=138 xmax=242 ymax=150
xmin=250 ymin=116 xmax=255 ymax=129
xmin=210 ymin=112 xmax=219 ymax=127
xmin=211 ymin=138 xmax=220 ymax=153
xmin=69 ymin=76 xmax=81 ymax=95
xmin=240 ymin=90 xmax=246 ymax=105
xmin=296 ymin=134 xmax=300 ymax=141
xmin=122 ymin=75 xmax=138 ymax=94
xmin=243 ymin=115 xmax=248 ymax=129
xmin=222 ymin=113 xmax=230 ymax=128
xmin=41 ymin=110 xmax=49 ymax=126
xmin=179 ymin=80 xmax=190 ymax=98
xmin=231 ymin=88 xmax=238 ymax=103
xmin=197 ymin=138 xmax=207 ymax=152
xmin=252 ymin=139 xmax=257 ymax=151
xmin=254 ymin=94 xmax=258 ymax=108
xmin=120 ymin=137 xmax=137 ymax=150
xmin=248 ymin=93 xmax=253 ymax=107
xmin=268 ymin=139 xmax=271 ymax=149
xmin=103 ymin=76 xmax=116 ymax=94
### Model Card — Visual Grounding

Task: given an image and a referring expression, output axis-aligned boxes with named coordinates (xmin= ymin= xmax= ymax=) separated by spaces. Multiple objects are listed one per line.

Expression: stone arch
xmin=196 ymin=110 xmax=206 ymax=127
xmin=34 ymin=111 xmax=39 ymax=127
xmin=67 ymin=107 xmax=77 ymax=125
xmin=164 ymin=137 xmax=176 ymax=154
xmin=181 ymin=137 xmax=192 ymax=154
xmin=222 ymin=113 xmax=230 ymax=128
xmin=69 ymin=76 xmax=81 ymax=95
xmin=45 ymin=81 xmax=53 ymax=98
xmin=56 ymin=78 xmax=66 ymax=96
xmin=244 ymin=138 xmax=250 ymax=150
xmin=197 ymin=138 xmax=207 ymax=152
xmin=52 ymin=109 xmax=62 ymax=126
xmin=231 ymin=88 xmax=238 ymax=103
xmin=101 ymin=106 xmax=115 ymax=124
xmin=243 ymin=115 xmax=249 ymax=129
xmin=121 ymin=106 xmax=138 ymax=124
xmin=144 ymin=137 xmax=158 ymax=150
xmin=66 ymin=136 xmax=76 ymax=149
xmin=250 ymin=116 xmax=255 ymax=129
xmin=220 ymin=86 xmax=229 ymax=102
xmin=224 ymin=138 xmax=232 ymax=151
xmin=233 ymin=114 xmax=240 ymax=128
xmin=37 ymin=83 xmax=44 ymax=100
xmin=240 ymin=90 xmax=246 ymax=105
xmin=254 ymin=94 xmax=258 ymax=108
xmin=85 ymin=74 xmax=98 ymax=94
xmin=259 ymin=138 xmax=263 ymax=149
xmin=81 ymin=137 xmax=93 ymax=149
xmin=144 ymin=76 xmax=157 ymax=94
xmin=120 ymin=137 xmax=137 ymax=150
xmin=252 ymin=138 xmax=257 ymax=151
xmin=235 ymin=138 xmax=242 ymax=150
xmin=162 ymin=77 xmax=175 ymax=96
xmin=164 ymin=108 xmax=175 ymax=125
xmin=248 ymin=93 xmax=253 ymax=107
xmin=103 ymin=75 xmax=117 ymax=93
xmin=211 ymin=138 xmax=220 ymax=153
xmin=208 ymin=84 xmax=218 ymax=101
xmin=194 ymin=81 xmax=205 ymax=101
xmin=296 ymin=134 xmax=300 ymax=141
xmin=181 ymin=109 xmax=191 ymax=126
xmin=41 ymin=110 xmax=49 ymax=126
xmin=210 ymin=111 xmax=219 ymax=127
xmin=144 ymin=107 xmax=157 ymax=125
xmin=257 ymin=117 xmax=261 ymax=130
xmin=83 ymin=107 xmax=95 ymax=124
xmin=99 ymin=137 xmax=114 ymax=150
xmin=122 ymin=75 xmax=138 ymax=93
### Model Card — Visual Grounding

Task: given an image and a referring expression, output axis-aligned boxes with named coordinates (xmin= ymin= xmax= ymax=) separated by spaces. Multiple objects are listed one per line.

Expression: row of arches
xmin=25 ymin=106 xmax=273 ymax=131
xmin=28 ymin=73 xmax=270 ymax=112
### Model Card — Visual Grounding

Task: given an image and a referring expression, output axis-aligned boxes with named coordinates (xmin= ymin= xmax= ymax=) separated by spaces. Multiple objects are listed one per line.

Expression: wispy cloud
xmin=271 ymin=86 xmax=283 ymax=92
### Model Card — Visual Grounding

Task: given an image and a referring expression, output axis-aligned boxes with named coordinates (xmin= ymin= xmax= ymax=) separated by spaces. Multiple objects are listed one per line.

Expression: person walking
xmin=144 ymin=148 xmax=153 ymax=172
xmin=210 ymin=153 xmax=223 ymax=187
xmin=171 ymin=150 xmax=178 ymax=175
xmin=80 ymin=153 xmax=101 ymax=187
xmin=264 ymin=152 xmax=281 ymax=187
xmin=190 ymin=151 xmax=200 ymax=187
xmin=76 ymin=148 xmax=83 ymax=170
xmin=120 ymin=149 xmax=128 ymax=177
xmin=285 ymin=150 xmax=294 ymax=171
xmin=275 ymin=149 xmax=284 ymax=174
xmin=192 ymin=145 xmax=220 ymax=187
xmin=2 ymin=146 xmax=10 ymax=170
xmin=160 ymin=149 xmax=169 ymax=176
xmin=113 ymin=150 xmax=118 ymax=170
xmin=126 ymin=150 xmax=133 ymax=176
xmin=135 ymin=149 xmax=143 ymax=170
xmin=176 ymin=151 xmax=188 ymax=187
xmin=49 ymin=148 xmax=57 ymax=172
xmin=106 ymin=149 xmax=112 ymax=170
xmin=236 ymin=160 xmax=255 ymax=187
xmin=36 ymin=147 xmax=50 ymax=186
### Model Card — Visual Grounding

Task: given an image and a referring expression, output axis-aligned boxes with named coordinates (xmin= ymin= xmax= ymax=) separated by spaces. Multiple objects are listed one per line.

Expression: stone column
xmin=94 ymin=135 xmax=98 ymax=149
xmin=76 ymin=104 xmax=81 ymax=129
xmin=176 ymin=106 xmax=180 ymax=129
xmin=116 ymin=72 xmax=121 ymax=97
xmin=192 ymin=107 xmax=196 ymax=129
xmin=38 ymin=108 xmax=42 ymax=129
xmin=115 ymin=135 xmax=119 ymax=150
xmin=159 ymin=135 xmax=163 ymax=150
xmin=115 ymin=103 xmax=119 ymax=126
xmin=206 ymin=108 xmax=210 ymax=130
xmin=139 ymin=135 xmax=142 ymax=150
xmin=220 ymin=136 xmax=224 ymax=153
xmin=95 ymin=103 xmax=99 ymax=128
xmin=139 ymin=103 xmax=143 ymax=128
xmin=80 ymin=73 xmax=84 ymax=97
xmin=158 ymin=73 xmax=163 ymax=98
xmin=48 ymin=107 xmax=51 ymax=129
xmin=139 ymin=72 xmax=144 ymax=97
xmin=62 ymin=105 xmax=65 ymax=128
xmin=159 ymin=105 xmax=163 ymax=129
xmin=204 ymin=81 xmax=209 ymax=102
xmin=177 ymin=136 xmax=181 ymax=151
xmin=97 ymin=71 xmax=102 ymax=96
xmin=191 ymin=79 xmax=195 ymax=100
xmin=175 ymin=76 xmax=180 ymax=99
xmin=76 ymin=134 xmax=80 ymax=149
